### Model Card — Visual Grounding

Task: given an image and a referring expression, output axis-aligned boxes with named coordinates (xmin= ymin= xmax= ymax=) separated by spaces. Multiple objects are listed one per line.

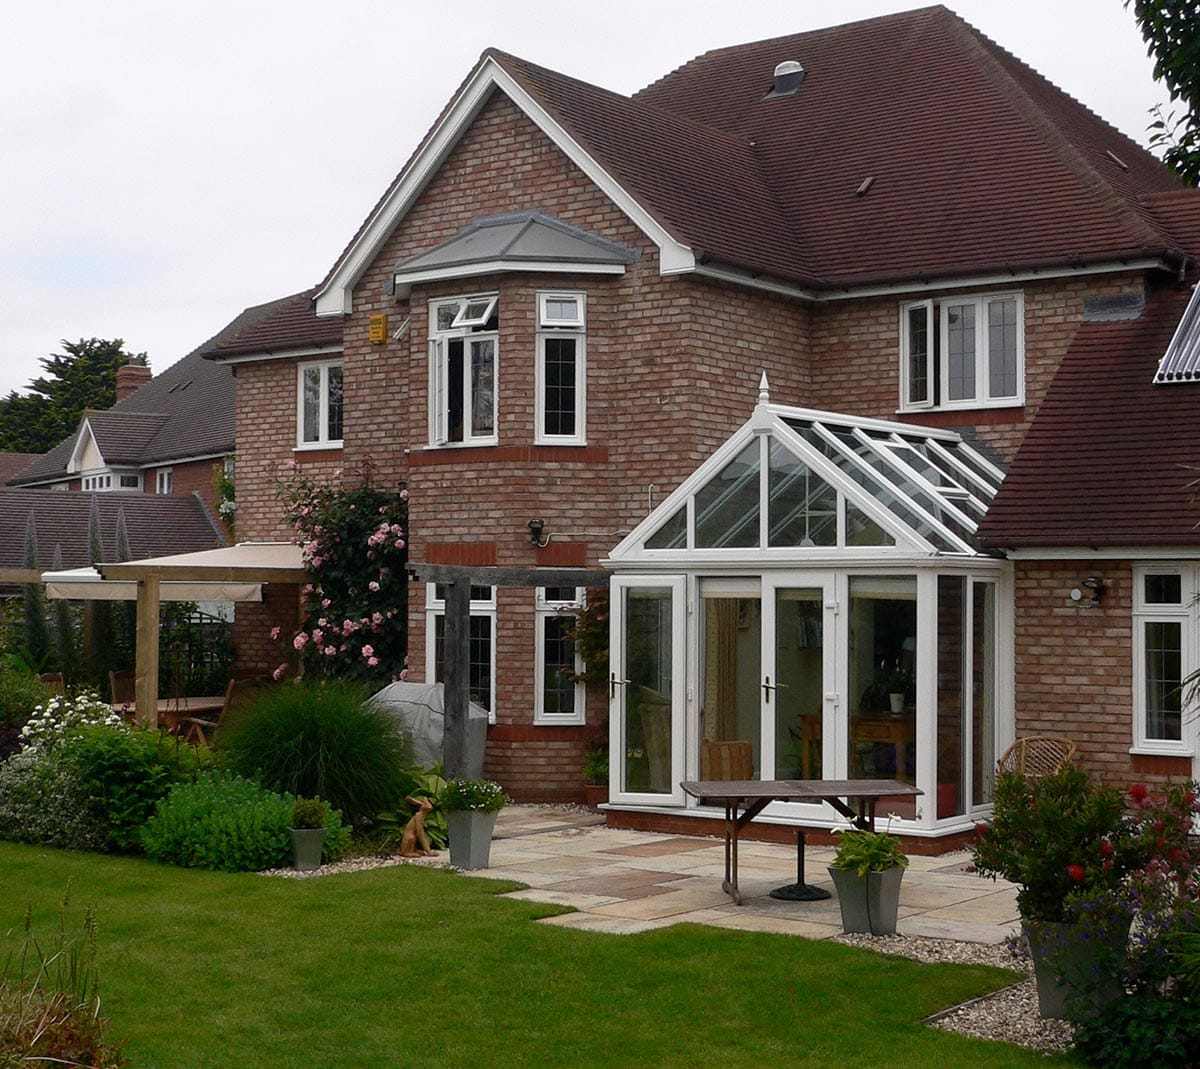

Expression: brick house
xmin=202 ymin=6 xmax=1200 ymax=843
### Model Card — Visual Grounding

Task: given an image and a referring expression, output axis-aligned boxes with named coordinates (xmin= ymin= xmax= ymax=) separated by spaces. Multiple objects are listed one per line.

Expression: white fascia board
xmin=1004 ymin=546 xmax=1200 ymax=561
xmin=315 ymin=57 xmax=694 ymax=318
xmin=210 ymin=345 xmax=343 ymax=366
xmin=392 ymin=259 xmax=625 ymax=297
xmin=692 ymin=262 xmax=818 ymax=299
xmin=66 ymin=418 xmax=98 ymax=476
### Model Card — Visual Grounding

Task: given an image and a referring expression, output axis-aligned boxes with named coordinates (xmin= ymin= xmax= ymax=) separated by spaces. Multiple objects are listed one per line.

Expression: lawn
xmin=0 ymin=843 xmax=1079 ymax=1069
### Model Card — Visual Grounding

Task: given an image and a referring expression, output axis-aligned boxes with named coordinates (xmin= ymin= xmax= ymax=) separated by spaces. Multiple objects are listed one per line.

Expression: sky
xmin=0 ymin=1 xmax=1176 ymax=396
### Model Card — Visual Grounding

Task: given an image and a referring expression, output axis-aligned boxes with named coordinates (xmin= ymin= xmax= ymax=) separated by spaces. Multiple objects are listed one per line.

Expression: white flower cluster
xmin=19 ymin=692 xmax=128 ymax=754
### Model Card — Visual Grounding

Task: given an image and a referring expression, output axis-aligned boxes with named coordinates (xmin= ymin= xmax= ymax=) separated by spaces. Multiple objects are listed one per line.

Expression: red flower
xmin=1129 ymin=783 xmax=1149 ymax=804
xmin=1067 ymin=863 xmax=1086 ymax=883
xmin=1100 ymin=839 xmax=1115 ymax=857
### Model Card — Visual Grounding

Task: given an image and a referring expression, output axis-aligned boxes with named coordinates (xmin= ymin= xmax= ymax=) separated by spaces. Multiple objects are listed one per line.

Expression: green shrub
xmin=1072 ymin=987 xmax=1200 ymax=1067
xmin=18 ymin=693 xmax=126 ymax=756
xmin=0 ymin=669 xmax=54 ymax=760
xmin=290 ymin=797 xmax=327 ymax=829
xmin=141 ymin=771 xmax=348 ymax=872
xmin=0 ymin=750 xmax=107 ymax=852
xmin=64 ymin=726 xmax=211 ymax=852
xmin=216 ymin=679 xmax=413 ymax=827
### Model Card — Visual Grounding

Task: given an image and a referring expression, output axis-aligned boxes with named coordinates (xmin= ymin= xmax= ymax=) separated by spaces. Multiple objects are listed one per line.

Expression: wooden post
xmin=134 ymin=575 xmax=160 ymax=728
xmin=442 ymin=578 xmax=470 ymax=777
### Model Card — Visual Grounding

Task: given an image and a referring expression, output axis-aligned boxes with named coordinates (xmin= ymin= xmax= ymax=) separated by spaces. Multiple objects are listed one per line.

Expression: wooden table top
xmin=680 ymin=778 xmax=922 ymax=802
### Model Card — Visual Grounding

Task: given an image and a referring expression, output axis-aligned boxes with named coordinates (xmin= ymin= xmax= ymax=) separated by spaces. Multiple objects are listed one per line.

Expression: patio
xmin=486 ymin=806 xmax=1019 ymax=944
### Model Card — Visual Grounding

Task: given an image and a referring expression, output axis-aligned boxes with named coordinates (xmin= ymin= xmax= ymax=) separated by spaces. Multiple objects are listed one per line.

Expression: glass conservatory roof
xmin=612 ymin=400 xmax=1005 ymax=562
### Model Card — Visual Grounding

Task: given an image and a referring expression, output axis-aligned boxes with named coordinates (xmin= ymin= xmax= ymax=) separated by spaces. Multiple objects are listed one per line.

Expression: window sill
xmin=1129 ymin=744 xmax=1194 ymax=759
xmin=294 ymin=441 xmax=344 ymax=453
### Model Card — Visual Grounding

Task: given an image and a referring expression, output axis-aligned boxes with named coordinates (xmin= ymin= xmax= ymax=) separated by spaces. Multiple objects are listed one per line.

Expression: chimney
xmin=766 ymin=60 xmax=805 ymax=99
xmin=115 ymin=362 xmax=152 ymax=402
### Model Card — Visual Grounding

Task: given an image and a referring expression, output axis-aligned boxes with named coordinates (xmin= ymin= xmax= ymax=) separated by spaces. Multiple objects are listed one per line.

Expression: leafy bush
xmin=65 ymin=726 xmax=210 ymax=851
xmin=0 ymin=750 xmax=107 ymax=853
xmin=290 ymin=797 xmax=327 ymax=829
xmin=1072 ymin=986 xmax=1200 ymax=1068
xmin=141 ymin=771 xmax=348 ymax=872
xmin=831 ymin=823 xmax=908 ymax=876
xmin=18 ymin=693 xmax=125 ymax=756
xmin=0 ymin=901 xmax=126 ymax=1068
xmin=0 ymin=668 xmax=54 ymax=759
xmin=216 ymin=679 xmax=413 ymax=826
xmin=376 ymin=768 xmax=448 ymax=849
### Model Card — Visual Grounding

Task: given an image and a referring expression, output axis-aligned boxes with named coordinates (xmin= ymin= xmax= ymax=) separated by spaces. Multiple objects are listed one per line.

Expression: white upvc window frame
xmin=534 ymin=586 xmax=586 ymax=725
xmin=535 ymin=291 xmax=586 ymax=445
xmin=81 ymin=472 xmax=112 ymax=492
xmin=425 ymin=583 xmax=498 ymax=724
xmin=428 ymin=294 xmax=499 ymax=448
xmin=155 ymin=468 xmax=173 ymax=495
xmin=296 ymin=359 xmax=344 ymax=449
xmin=899 ymin=291 xmax=1025 ymax=412
xmin=1132 ymin=564 xmax=1196 ymax=756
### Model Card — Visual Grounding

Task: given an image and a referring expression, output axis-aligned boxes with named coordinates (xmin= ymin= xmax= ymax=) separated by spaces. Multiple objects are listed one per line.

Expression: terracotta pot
xmin=583 ymin=783 xmax=608 ymax=810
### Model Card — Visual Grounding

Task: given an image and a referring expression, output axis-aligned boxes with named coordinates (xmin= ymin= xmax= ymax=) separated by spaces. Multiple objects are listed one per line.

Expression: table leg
xmin=769 ymin=829 xmax=832 ymax=902
xmin=721 ymin=803 xmax=742 ymax=905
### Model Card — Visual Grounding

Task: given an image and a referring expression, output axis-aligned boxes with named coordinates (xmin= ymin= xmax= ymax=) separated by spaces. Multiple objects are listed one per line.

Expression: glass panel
xmin=845 ymin=502 xmax=895 ymax=546
xmin=433 ymin=614 xmax=493 ymax=713
xmin=542 ymin=336 xmax=576 ymax=436
xmin=446 ymin=339 xmax=464 ymax=442
xmin=987 ymin=298 xmax=1018 ymax=398
xmin=848 ymin=577 xmax=918 ymax=812
xmin=700 ymin=598 xmax=760 ymax=780
xmin=302 ymin=366 xmax=321 ymax=443
xmin=436 ymin=302 xmax=460 ymax=331
xmin=543 ymin=296 xmax=580 ymax=324
xmin=1146 ymin=620 xmax=1183 ymax=741
xmin=470 ymin=338 xmax=495 ymax=437
xmin=542 ymin=615 xmax=576 ymax=717
xmin=946 ymin=303 xmax=976 ymax=401
xmin=622 ymin=587 xmax=674 ymax=794
xmin=768 ymin=440 xmax=836 ymax=547
xmin=1145 ymin=573 xmax=1183 ymax=605
xmin=774 ymin=588 xmax=824 ymax=779
xmin=327 ymin=365 xmax=343 ymax=441
xmin=695 ymin=442 xmax=760 ymax=548
xmin=646 ymin=507 xmax=687 ymax=550
xmin=936 ymin=576 xmax=966 ymax=820
xmin=907 ymin=305 xmax=930 ymax=404
xmin=971 ymin=582 xmax=996 ymax=806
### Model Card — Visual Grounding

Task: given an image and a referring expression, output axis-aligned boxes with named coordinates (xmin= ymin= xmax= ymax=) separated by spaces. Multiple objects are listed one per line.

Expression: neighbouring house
xmin=200 ymin=5 xmax=1200 ymax=844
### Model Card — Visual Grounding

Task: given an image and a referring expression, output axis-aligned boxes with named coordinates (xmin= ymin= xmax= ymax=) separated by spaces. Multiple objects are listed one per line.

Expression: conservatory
xmin=602 ymin=383 xmax=1012 ymax=839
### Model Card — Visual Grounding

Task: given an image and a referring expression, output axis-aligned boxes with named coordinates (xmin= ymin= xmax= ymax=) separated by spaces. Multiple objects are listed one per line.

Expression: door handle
xmin=609 ymin=674 xmax=632 ymax=699
xmin=762 ymin=676 xmax=788 ymax=704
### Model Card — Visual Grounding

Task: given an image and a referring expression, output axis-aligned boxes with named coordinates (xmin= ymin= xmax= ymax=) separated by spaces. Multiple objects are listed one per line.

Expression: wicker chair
xmin=995 ymin=736 xmax=1076 ymax=780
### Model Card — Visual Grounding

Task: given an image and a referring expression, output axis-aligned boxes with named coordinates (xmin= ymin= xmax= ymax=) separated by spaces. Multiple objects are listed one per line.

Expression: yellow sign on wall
xmin=368 ymin=314 xmax=388 ymax=344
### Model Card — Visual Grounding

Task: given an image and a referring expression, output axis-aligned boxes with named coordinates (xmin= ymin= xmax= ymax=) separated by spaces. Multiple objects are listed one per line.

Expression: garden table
xmin=679 ymin=778 xmax=922 ymax=905
xmin=112 ymin=695 xmax=225 ymax=733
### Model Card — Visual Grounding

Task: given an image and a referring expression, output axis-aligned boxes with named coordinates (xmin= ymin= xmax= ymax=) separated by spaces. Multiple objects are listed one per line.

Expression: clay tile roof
xmin=978 ymin=286 xmax=1200 ymax=549
xmin=0 ymin=453 xmax=42 ymax=485
xmin=0 ymin=489 xmax=225 ymax=571
xmin=203 ymin=288 xmax=343 ymax=359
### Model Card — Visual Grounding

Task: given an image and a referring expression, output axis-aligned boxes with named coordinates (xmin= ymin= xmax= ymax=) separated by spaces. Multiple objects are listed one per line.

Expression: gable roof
xmin=978 ymin=285 xmax=1200 ymax=551
xmin=315 ymin=6 xmax=1192 ymax=316
xmin=0 ymin=489 xmax=225 ymax=571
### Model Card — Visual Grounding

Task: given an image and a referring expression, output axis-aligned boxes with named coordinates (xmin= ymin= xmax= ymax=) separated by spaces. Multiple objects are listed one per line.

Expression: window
xmin=900 ymin=293 xmax=1023 ymax=410
xmin=297 ymin=360 xmax=343 ymax=448
xmin=118 ymin=474 xmax=141 ymax=489
xmin=156 ymin=468 xmax=173 ymax=495
xmin=81 ymin=473 xmax=112 ymax=491
xmin=535 ymin=292 xmax=586 ymax=444
xmin=426 ymin=584 xmax=496 ymax=722
xmin=1133 ymin=566 xmax=1196 ymax=754
xmin=535 ymin=587 xmax=585 ymax=724
xmin=428 ymin=295 xmax=498 ymax=446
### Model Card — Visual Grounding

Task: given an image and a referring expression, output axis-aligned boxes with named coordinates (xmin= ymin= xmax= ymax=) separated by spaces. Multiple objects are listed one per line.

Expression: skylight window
xmin=1153 ymin=285 xmax=1200 ymax=384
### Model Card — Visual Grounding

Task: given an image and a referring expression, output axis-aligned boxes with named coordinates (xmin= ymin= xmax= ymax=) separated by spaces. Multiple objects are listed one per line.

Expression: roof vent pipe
xmin=767 ymin=60 xmax=805 ymax=98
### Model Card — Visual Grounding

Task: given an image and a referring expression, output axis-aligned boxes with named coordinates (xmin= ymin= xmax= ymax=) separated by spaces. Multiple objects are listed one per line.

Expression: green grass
xmin=0 ymin=843 xmax=1079 ymax=1069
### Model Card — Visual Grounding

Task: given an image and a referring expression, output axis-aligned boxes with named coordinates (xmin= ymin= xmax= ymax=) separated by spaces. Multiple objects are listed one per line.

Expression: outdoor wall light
xmin=527 ymin=518 xmax=549 ymax=548
xmin=1069 ymin=576 xmax=1108 ymax=607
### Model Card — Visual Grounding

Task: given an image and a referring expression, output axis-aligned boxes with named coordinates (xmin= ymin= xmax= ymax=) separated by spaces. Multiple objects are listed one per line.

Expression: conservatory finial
xmin=758 ymin=371 xmax=770 ymax=404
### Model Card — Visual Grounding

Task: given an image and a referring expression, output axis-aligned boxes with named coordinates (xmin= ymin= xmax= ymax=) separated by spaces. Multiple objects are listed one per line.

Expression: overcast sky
xmin=0 ymin=1 xmax=1174 ymax=397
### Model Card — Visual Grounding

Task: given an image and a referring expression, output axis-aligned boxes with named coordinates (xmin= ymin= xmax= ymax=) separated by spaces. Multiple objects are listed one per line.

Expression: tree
xmin=21 ymin=512 xmax=49 ymax=668
xmin=1127 ymin=1 xmax=1200 ymax=185
xmin=0 ymin=339 xmax=149 ymax=453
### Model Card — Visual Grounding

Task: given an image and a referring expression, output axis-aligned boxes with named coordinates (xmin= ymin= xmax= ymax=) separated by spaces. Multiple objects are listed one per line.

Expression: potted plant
xmin=441 ymin=778 xmax=509 ymax=869
xmin=972 ymin=765 xmax=1140 ymax=1019
xmin=886 ymin=665 xmax=912 ymax=714
xmin=827 ymin=821 xmax=908 ymax=935
xmin=582 ymin=743 xmax=608 ymax=810
xmin=288 ymin=796 xmax=329 ymax=871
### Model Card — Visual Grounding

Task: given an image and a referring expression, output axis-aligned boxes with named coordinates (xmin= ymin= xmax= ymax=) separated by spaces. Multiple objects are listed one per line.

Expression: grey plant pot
xmin=447 ymin=809 xmax=499 ymax=869
xmin=1024 ymin=918 xmax=1130 ymax=1020
xmin=289 ymin=827 xmax=326 ymax=871
xmin=828 ymin=865 xmax=904 ymax=935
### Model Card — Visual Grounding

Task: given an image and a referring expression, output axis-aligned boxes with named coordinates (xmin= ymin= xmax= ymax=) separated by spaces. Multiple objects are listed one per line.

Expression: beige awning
xmin=97 ymin=542 xmax=307 ymax=585
xmin=43 ymin=566 xmax=262 ymax=603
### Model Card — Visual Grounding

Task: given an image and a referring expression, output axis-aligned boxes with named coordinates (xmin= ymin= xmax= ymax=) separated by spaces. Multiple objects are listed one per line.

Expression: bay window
xmin=428 ymin=294 xmax=498 ymax=446
xmin=427 ymin=584 xmax=496 ymax=722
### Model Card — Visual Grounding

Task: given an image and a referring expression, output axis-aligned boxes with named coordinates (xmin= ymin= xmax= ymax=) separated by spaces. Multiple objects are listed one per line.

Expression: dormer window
xmin=900 ymin=292 xmax=1024 ymax=410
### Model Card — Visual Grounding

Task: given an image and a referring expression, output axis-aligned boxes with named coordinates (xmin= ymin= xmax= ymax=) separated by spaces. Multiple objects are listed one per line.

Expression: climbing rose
xmin=1129 ymin=784 xmax=1149 ymax=804
xmin=1067 ymin=864 xmax=1086 ymax=883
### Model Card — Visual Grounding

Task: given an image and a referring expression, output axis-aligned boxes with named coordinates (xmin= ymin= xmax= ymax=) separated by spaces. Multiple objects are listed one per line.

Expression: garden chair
xmin=700 ymin=739 xmax=754 ymax=781
xmin=109 ymin=670 xmax=135 ymax=706
xmin=995 ymin=736 xmax=1076 ymax=781
xmin=38 ymin=672 xmax=65 ymax=696
xmin=183 ymin=676 xmax=265 ymax=746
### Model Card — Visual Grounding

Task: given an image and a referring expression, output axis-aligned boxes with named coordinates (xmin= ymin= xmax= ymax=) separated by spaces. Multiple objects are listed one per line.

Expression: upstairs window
xmin=156 ymin=468 xmax=173 ymax=495
xmin=429 ymin=294 xmax=498 ymax=446
xmin=297 ymin=360 xmax=343 ymax=448
xmin=536 ymin=292 xmax=586 ymax=445
xmin=900 ymin=293 xmax=1023 ymax=410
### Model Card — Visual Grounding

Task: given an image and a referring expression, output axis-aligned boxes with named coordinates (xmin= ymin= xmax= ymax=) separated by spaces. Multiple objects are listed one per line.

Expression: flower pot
xmin=888 ymin=693 xmax=905 ymax=714
xmin=583 ymin=783 xmax=608 ymax=810
xmin=446 ymin=809 xmax=499 ymax=869
xmin=288 ymin=827 xmax=326 ymax=871
xmin=1024 ymin=918 xmax=1130 ymax=1020
xmin=828 ymin=865 xmax=904 ymax=935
